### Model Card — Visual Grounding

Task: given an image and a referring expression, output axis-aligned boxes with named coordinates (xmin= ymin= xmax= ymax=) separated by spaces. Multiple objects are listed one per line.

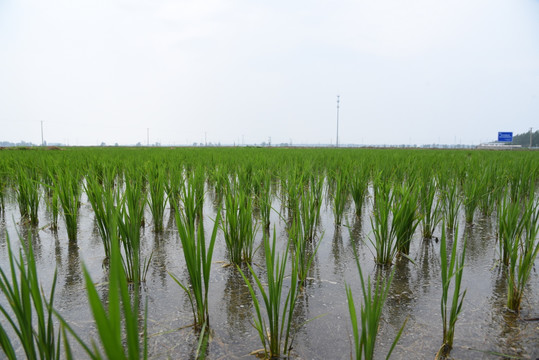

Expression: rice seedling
xmin=370 ymin=179 xmax=398 ymax=266
xmin=15 ymin=167 xmax=41 ymax=226
xmin=55 ymin=169 xmax=82 ymax=242
xmin=289 ymin=206 xmax=322 ymax=285
xmin=58 ymin=214 xmax=149 ymax=360
xmin=441 ymin=178 xmax=461 ymax=232
xmin=255 ymin=169 xmax=272 ymax=231
xmin=169 ymin=181 xmax=221 ymax=329
xmin=84 ymin=174 xmax=117 ymax=258
xmin=462 ymin=171 xmax=480 ymax=224
xmin=506 ymin=198 xmax=539 ymax=312
xmin=332 ymin=169 xmax=349 ymax=226
xmin=418 ymin=176 xmax=442 ymax=239
xmin=436 ymin=225 xmax=466 ymax=359
xmin=392 ymin=180 xmax=420 ymax=256
xmin=298 ymin=180 xmax=322 ymax=242
xmin=345 ymin=257 xmax=406 ymax=360
xmin=147 ymin=164 xmax=167 ymax=233
xmin=238 ymin=230 xmax=299 ymax=358
xmin=117 ymin=173 xmax=150 ymax=283
xmin=350 ymin=166 xmax=369 ymax=219
xmin=0 ymin=234 xmax=61 ymax=360
xmin=221 ymin=179 xmax=258 ymax=264
xmin=164 ymin=165 xmax=182 ymax=213
xmin=497 ymin=193 xmax=526 ymax=267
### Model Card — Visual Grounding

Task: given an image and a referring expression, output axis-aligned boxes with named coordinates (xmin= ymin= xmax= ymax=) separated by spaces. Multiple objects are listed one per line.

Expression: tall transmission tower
xmin=336 ymin=95 xmax=340 ymax=147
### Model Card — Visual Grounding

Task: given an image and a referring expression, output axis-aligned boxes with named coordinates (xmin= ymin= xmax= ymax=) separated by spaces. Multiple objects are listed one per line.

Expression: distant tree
xmin=510 ymin=130 xmax=538 ymax=147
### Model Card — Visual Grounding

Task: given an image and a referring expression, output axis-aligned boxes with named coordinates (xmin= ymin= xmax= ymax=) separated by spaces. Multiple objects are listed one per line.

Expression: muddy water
xmin=0 ymin=189 xmax=538 ymax=360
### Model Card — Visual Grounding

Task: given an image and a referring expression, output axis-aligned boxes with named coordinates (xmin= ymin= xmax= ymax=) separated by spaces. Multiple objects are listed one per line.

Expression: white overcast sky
xmin=1 ymin=0 xmax=538 ymax=146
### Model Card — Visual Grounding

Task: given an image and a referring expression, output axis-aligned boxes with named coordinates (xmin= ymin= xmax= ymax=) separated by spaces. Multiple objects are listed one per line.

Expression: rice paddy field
xmin=0 ymin=147 xmax=537 ymax=359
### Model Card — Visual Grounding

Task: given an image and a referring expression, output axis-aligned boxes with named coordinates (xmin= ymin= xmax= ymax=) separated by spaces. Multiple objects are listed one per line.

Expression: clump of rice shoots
xmin=345 ymin=254 xmax=406 ymax=360
xmin=436 ymin=225 xmax=466 ymax=359
xmin=169 ymin=179 xmax=221 ymax=329
xmin=332 ymin=169 xmax=349 ymax=226
xmin=238 ymin=230 xmax=299 ymax=359
xmin=392 ymin=180 xmax=420 ymax=256
xmin=418 ymin=175 xmax=442 ymax=239
xmin=441 ymin=178 xmax=461 ymax=232
xmin=15 ymin=167 xmax=41 ymax=226
xmin=506 ymin=197 xmax=539 ymax=312
xmin=55 ymin=169 xmax=82 ymax=242
xmin=350 ymin=166 xmax=369 ymax=219
xmin=0 ymin=234 xmax=61 ymax=360
xmin=147 ymin=164 xmax=167 ymax=233
xmin=370 ymin=179 xmax=398 ymax=266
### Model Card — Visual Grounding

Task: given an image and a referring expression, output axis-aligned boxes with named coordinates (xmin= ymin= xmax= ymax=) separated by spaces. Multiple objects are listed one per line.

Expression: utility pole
xmin=336 ymin=95 xmax=340 ymax=147
xmin=41 ymin=121 xmax=44 ymax=146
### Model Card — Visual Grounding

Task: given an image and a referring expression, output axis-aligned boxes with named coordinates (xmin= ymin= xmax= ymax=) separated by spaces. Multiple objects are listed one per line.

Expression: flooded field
xmin=0 ymin=147 xmax=537 ymax=359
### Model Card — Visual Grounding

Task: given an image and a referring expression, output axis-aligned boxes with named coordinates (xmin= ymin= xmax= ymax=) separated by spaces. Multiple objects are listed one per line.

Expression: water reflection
xmin=222 ymin=266 xmax=253 ymax=336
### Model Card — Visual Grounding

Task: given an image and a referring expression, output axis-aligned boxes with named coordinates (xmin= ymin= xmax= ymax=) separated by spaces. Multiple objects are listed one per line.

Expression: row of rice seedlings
xmin=418 ymin=175 xmax=442 ymax=239
xmin=345 ymin=257 xmax=406 ymax=360
xmin=169 ymin=178 xmax=221 ymax=329
xmin=298 ymin=176 xmax=323 ymax=242
xmin=15 ymin=167 xmax=41 ymax=226
xmin=221 ymin=179 xmax=259 ymax=264
xmin=117 ymin=172 xmax=150 ymax=283
xmin=238 ymin=231 xmax=299 ymax=358
xmin=436 ymin=226 xmax=466 ymax=359
xmin=392 ymin=180 xmax=420 ymax=255
xmin=54 ymin=169 xmax=82 ymax=242
xmin=506 ymin=197 xmax=539 ymax=312
xmin=477 ymin=163 xmax=501 ymax=217
xmin=0 ymin=234 xmax=61 ymax=359
xmin=147 ymin=164 xmax=167 ymax=233
xmin=165 ymin=165 xmax=182 ymax=214
xmin=59 ymin=215 xmax=149 ymax=360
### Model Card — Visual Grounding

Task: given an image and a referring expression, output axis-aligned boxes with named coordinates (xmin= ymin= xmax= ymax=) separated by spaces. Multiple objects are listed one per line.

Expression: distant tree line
xmin=510 ymin=130 xmax=538 ymax=147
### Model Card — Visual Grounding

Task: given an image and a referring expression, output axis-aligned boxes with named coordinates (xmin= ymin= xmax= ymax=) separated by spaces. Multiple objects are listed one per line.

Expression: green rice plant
xmin=370 ymin=179 xmax=398 ymax=266
xmin=345 ymin=257 xmax=406 ymax=360
xmin=147 ymin=165 xmax=167 ymax=233
xmin=477 ymin=164 xmax=500 ymax=217
xmin=85 ymin=174 xmax=117 ymax=258
xmin=256 ymin=169 xmax=272 ymax=231
xmin=289 ymin=206 xmax=322 ymax=284
xmin=193 ymin=166 xmax=206 ymax=219
xmin=221 ymin=179 xmax=258 ymax=264
xmin=0 ymin=234 xmax=61 ymax=360
xmin=117 ymin=174 xmax=150 ymax=283
xmin=238 ymin=230 xmax=299 ymax=359
xmin=418 ymin=176 xmax=442 ymax=239
xmin=392 ymin=181 xmax=420 ymax=255
xmin=298 ymin=181 xmax=322 ymax=242
xmin=350 ymin=167 xmax=369 ymax=218
xmin=15 ymin=168 xmax=41 ymax=226
xmin=164 ymin=165 xmax=182 ymax=213
xmin=169 ymin=186 xmax=221 ymax=329
xmin=497 ymin=193 xmax=526 ymax=267
xmin=437 ymin=225 xmax=466 ymax=358
xmin=332 ymin=169 xmax=349 ymax=226
xmin=55 ymin=169 xmax=82 ymax=242
xmin=506 ymin=198 xmax=539 ymax=312
xmin=441 ymin=178 xmax=461 ymax=232
xmin=58 ymin=215 xmax=149 ymax=360
xmin=462 ymin=172 xmax=480 ymax=224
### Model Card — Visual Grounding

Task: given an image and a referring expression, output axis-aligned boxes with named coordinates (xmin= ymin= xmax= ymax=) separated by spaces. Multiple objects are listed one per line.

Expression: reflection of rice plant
xmin=346 ymin=255 xmax=406 ymax=360
xmin=506 ymin=198 xmax=539 ymax=312
xmin=238 ymin=231 xmax=299 ymax=359
xmin=436 ymin=226 xmax=466 ymax=359
xmin=0 ymin=235 xmax=61 ymax=359
xmin=169 ymin=179 xmax=221 ymax=329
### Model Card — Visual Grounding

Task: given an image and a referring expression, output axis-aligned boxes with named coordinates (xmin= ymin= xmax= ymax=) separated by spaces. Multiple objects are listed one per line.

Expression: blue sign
xmin=498 ymin=132 xmax=513 ymax=142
